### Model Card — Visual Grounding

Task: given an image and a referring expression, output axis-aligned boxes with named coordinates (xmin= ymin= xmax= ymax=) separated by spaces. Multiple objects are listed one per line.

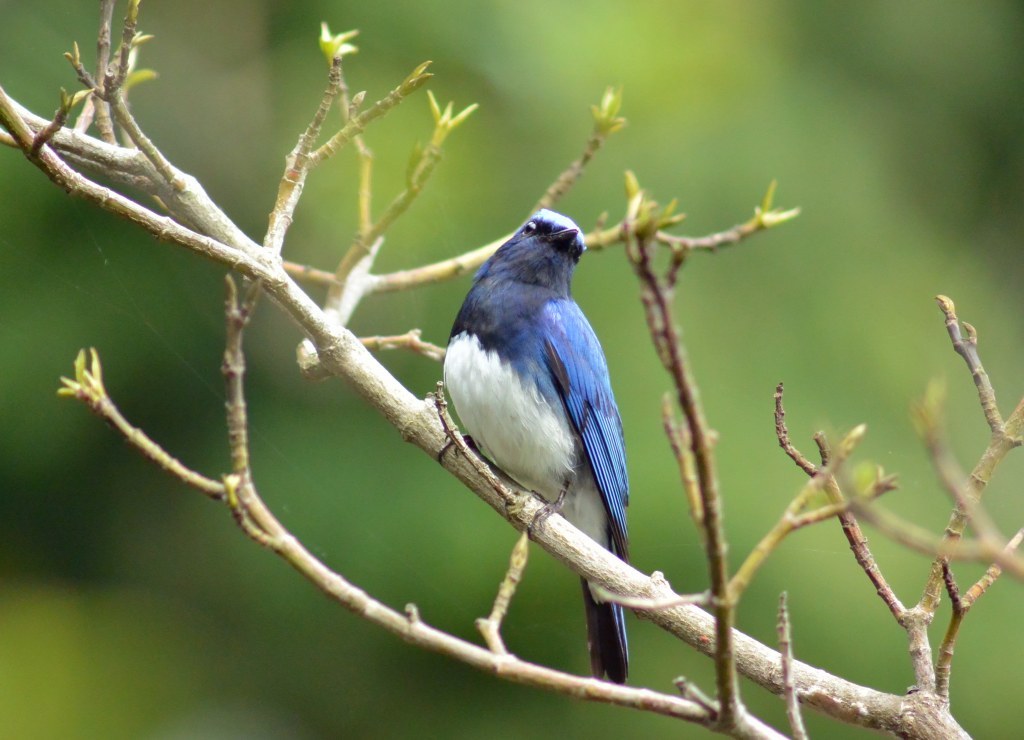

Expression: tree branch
xmin=2 ymin=27 xmax=979 ymax=732
xmin=774 ymin=389 xmax=907 ymax=620
xmin=777 ymin=593 xmax=808 ymax=740
xmin=917 ymin=297 xmax=1024 ymax=616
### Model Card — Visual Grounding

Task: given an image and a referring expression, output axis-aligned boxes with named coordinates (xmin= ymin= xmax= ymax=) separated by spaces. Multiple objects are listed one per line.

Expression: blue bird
xmin=445 ymin=209 xmax=629 ymax=683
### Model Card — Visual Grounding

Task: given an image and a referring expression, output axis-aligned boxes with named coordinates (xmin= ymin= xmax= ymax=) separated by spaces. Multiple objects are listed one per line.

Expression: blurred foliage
xmin=2 ymin=1 xmax=1023 ymax=738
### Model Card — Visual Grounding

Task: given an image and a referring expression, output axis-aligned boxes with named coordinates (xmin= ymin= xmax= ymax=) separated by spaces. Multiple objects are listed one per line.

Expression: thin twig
xmin=283 ymin=260 xmax=340 ymax=287
xmin=962 ymin=527 xmax=1024 ymax=609
xmin=365 ymin=182 xmax=799 ymax=298
xmin=622 ymin=180 xmax=795 ymax=733
xmin=57 ymin=348 xmax=225 ymax=499
xmin=917 ymin=297 xmax=1024 ymax=616
xmin=90 ymin=0 xmax=118 ymax=142
xmin=777 ymin=593 xmax=808 ymax=740
xmin=64 ymin=42 xmax=99 ymax=92
xmin=673 ymin=678 xmax=718 ymax=716
xmin=532 ymin=87 xmax=625 ymax=212
xmin=655 ymin=207 xmax=800 ymax=256
xmin=774 ymin=383 xmax=817 ymax=476
xmin=662 ymin=393 xmax=704 ymax=535
xmin=107 ymin=92 xmax=184 ymax=189
xmin=326 ymin=134 xmax=443 ymax=311
xmin=310 ymin=61 xmax=433 ymax=166
xmin=433 ymin=382 xmax=517 ymax=506
xmin=222 ymin=276 xmax=261 ymax=476
xmin=730 ymin=425 xmax=868 ymax=600
xmin=935 ymin=528 xmax=1024 ymax=701
xmin=913 ymin=380 xmax=1003 ymax=544
xmin=531 ymin=126 xmax=604 ymax=211
xmin=934 ymin=562 xmax=964 ymax=701
xmin=366 ymin=207 xmax=789 ymax=296
xmin=31 ymin=91 xmax=76 ymax=155
xmin=477 ymin=531 xmax=530 ymax=654
xmin=806 ymin=428 xmax=907 ymax=621
xmin=935 ymin=295 xmax=1003 ymax=434
xmin=103 ymin=0 xmax=139 ymax=95
xmin=852 ymin=501 xmax=1024 ymax=579
xmin=626 ymin=209 xmax=741 ymax=729
xmin=264 ymin=54 xmax=345 ymax=256
xmin=360 ymin=330 xmax=446 ymax=362
xmin=591 ymin=586 xmax=710 ymax=611
xmin=367 ymin=233 xmax=511 ymax=293
xmin=323 ymin=91 xmax=477 ymax=325
xmin=222 ymin=274 xmax=279 ymax=546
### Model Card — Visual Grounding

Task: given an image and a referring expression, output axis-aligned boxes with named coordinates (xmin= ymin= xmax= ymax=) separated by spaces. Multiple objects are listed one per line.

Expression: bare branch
xmin=310 ymin=61 xmax=433 ymax=166
xmin=777 ymin=593 xmax=808 ymax=740
xmin=532 ymin=86 xmax=625 ymax=212
xmin=625 ymin=186 xmax=741 ymax=730
xmin=935 ymin=295 xmax=1003 ymax=434
xmin=367 ymin=233 xmax=510 ymax=294
xmin=65 ymin=349 xmax=725 ymax=726
xmin=1 ymin=91 xmax=257 ymax=251
xmin=662 ymin=393 xmax=704 ymax=535
xmin=477 ymin=531 xmax=530 ymax=654
xmin=90 ymin=0 xmax=118 ymax=142
xmin=801 ymin=427 xmax=908 ymax=621
xmin=773 ymin=382 xmax=817 ymax=476
xmin=852 ymin=501 xmax=1024 ymax=579
xmin=935 ymin=528 xmax=1024 ymax=702
xmin=265 ymin=54 xmax=345 ymax=256
xmin=592 ymin=584 xmax=710 ymax=611
xmin=730 ymin=424 xmax=869 ymax=601
xmin=656 ymin=180 xmax=800 ymax=254
xmin=917 ymin=298 xmax=1024 ymax=616
xmin=360 ymin=330 xmax=446 ymax=362
xmin=363 ymin=179 xmax=795 ymax=303
xmin=962 ymin=527 xmax=1024 ymax=610
xmin=283 ymin=259 xmax=340 ymax=287
xmin=58 ymin=349 xmax=225 ymax=499
xmin=31 ymin=88 xmax=88 ymax=155
xmin=913 ymin=379 xmax=1004 ymax=542
xmin=104 ymin=0 xmax=140 ymax=95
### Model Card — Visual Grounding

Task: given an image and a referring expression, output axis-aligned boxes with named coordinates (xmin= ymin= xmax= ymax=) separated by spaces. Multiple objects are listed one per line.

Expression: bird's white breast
xmin=445 ymin=332 xmax=612 ymax=552
xmin=445 ymin=332 xmax=577 ymax=499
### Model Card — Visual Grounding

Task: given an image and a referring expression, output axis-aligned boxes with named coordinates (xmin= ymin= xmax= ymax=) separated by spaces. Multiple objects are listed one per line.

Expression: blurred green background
xmin=2 ymin=2 xmax=1022 ymax=738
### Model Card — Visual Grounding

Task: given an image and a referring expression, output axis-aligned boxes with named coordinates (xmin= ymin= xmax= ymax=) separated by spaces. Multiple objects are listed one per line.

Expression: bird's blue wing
xmin=541 ymin=300 xmax=629 ymax=558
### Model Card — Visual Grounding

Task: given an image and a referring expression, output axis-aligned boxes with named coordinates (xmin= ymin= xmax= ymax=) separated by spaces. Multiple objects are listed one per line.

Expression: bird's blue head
xmin=474 ymin=209 xmax=587 ymax=297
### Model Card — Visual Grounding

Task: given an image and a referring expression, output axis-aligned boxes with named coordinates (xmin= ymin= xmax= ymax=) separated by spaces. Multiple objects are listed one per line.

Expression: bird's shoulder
xmin=539 ymin=299 xmax=610 ymax=379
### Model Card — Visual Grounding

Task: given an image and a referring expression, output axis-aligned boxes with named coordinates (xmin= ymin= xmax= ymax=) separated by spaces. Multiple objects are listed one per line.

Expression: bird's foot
xmin=527 ymin=485 xmax=568 ymax=539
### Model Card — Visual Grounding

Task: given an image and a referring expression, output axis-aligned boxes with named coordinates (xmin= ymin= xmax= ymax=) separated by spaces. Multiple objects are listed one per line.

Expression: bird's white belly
xmin=445 ymin=332 xmax=614 ymax=554
xmin=445 ymin=333 xmax=577 ymax=500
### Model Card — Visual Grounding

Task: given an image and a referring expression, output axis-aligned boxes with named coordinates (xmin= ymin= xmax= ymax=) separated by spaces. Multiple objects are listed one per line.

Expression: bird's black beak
xmin=546 ymin=226 xmax=586 ymax=262
xmin=547 ymin=227 xmax=579 ymax=242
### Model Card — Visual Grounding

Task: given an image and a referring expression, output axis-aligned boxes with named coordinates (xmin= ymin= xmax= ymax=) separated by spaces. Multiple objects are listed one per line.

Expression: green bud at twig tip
xmin=427 ymin=91 xmax=478 ymax=147
xmin=591 ymin=86 xmax=626 ymax=135
xmin=318 ymin=22 xmax=359 ymax=66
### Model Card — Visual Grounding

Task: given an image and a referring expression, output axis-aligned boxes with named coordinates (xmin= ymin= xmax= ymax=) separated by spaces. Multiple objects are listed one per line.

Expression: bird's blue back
xmin=540 ymin=299 xmax=629 ymax=558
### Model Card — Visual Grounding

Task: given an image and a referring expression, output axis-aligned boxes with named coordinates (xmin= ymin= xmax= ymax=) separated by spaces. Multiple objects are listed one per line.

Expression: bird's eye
xmin=523 ymin=221 xmax=537 ymax=234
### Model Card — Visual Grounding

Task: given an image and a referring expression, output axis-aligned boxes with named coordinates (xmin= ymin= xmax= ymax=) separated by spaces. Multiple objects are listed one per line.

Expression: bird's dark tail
xmin=581 ymin=579 xmax=628 ymax=683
